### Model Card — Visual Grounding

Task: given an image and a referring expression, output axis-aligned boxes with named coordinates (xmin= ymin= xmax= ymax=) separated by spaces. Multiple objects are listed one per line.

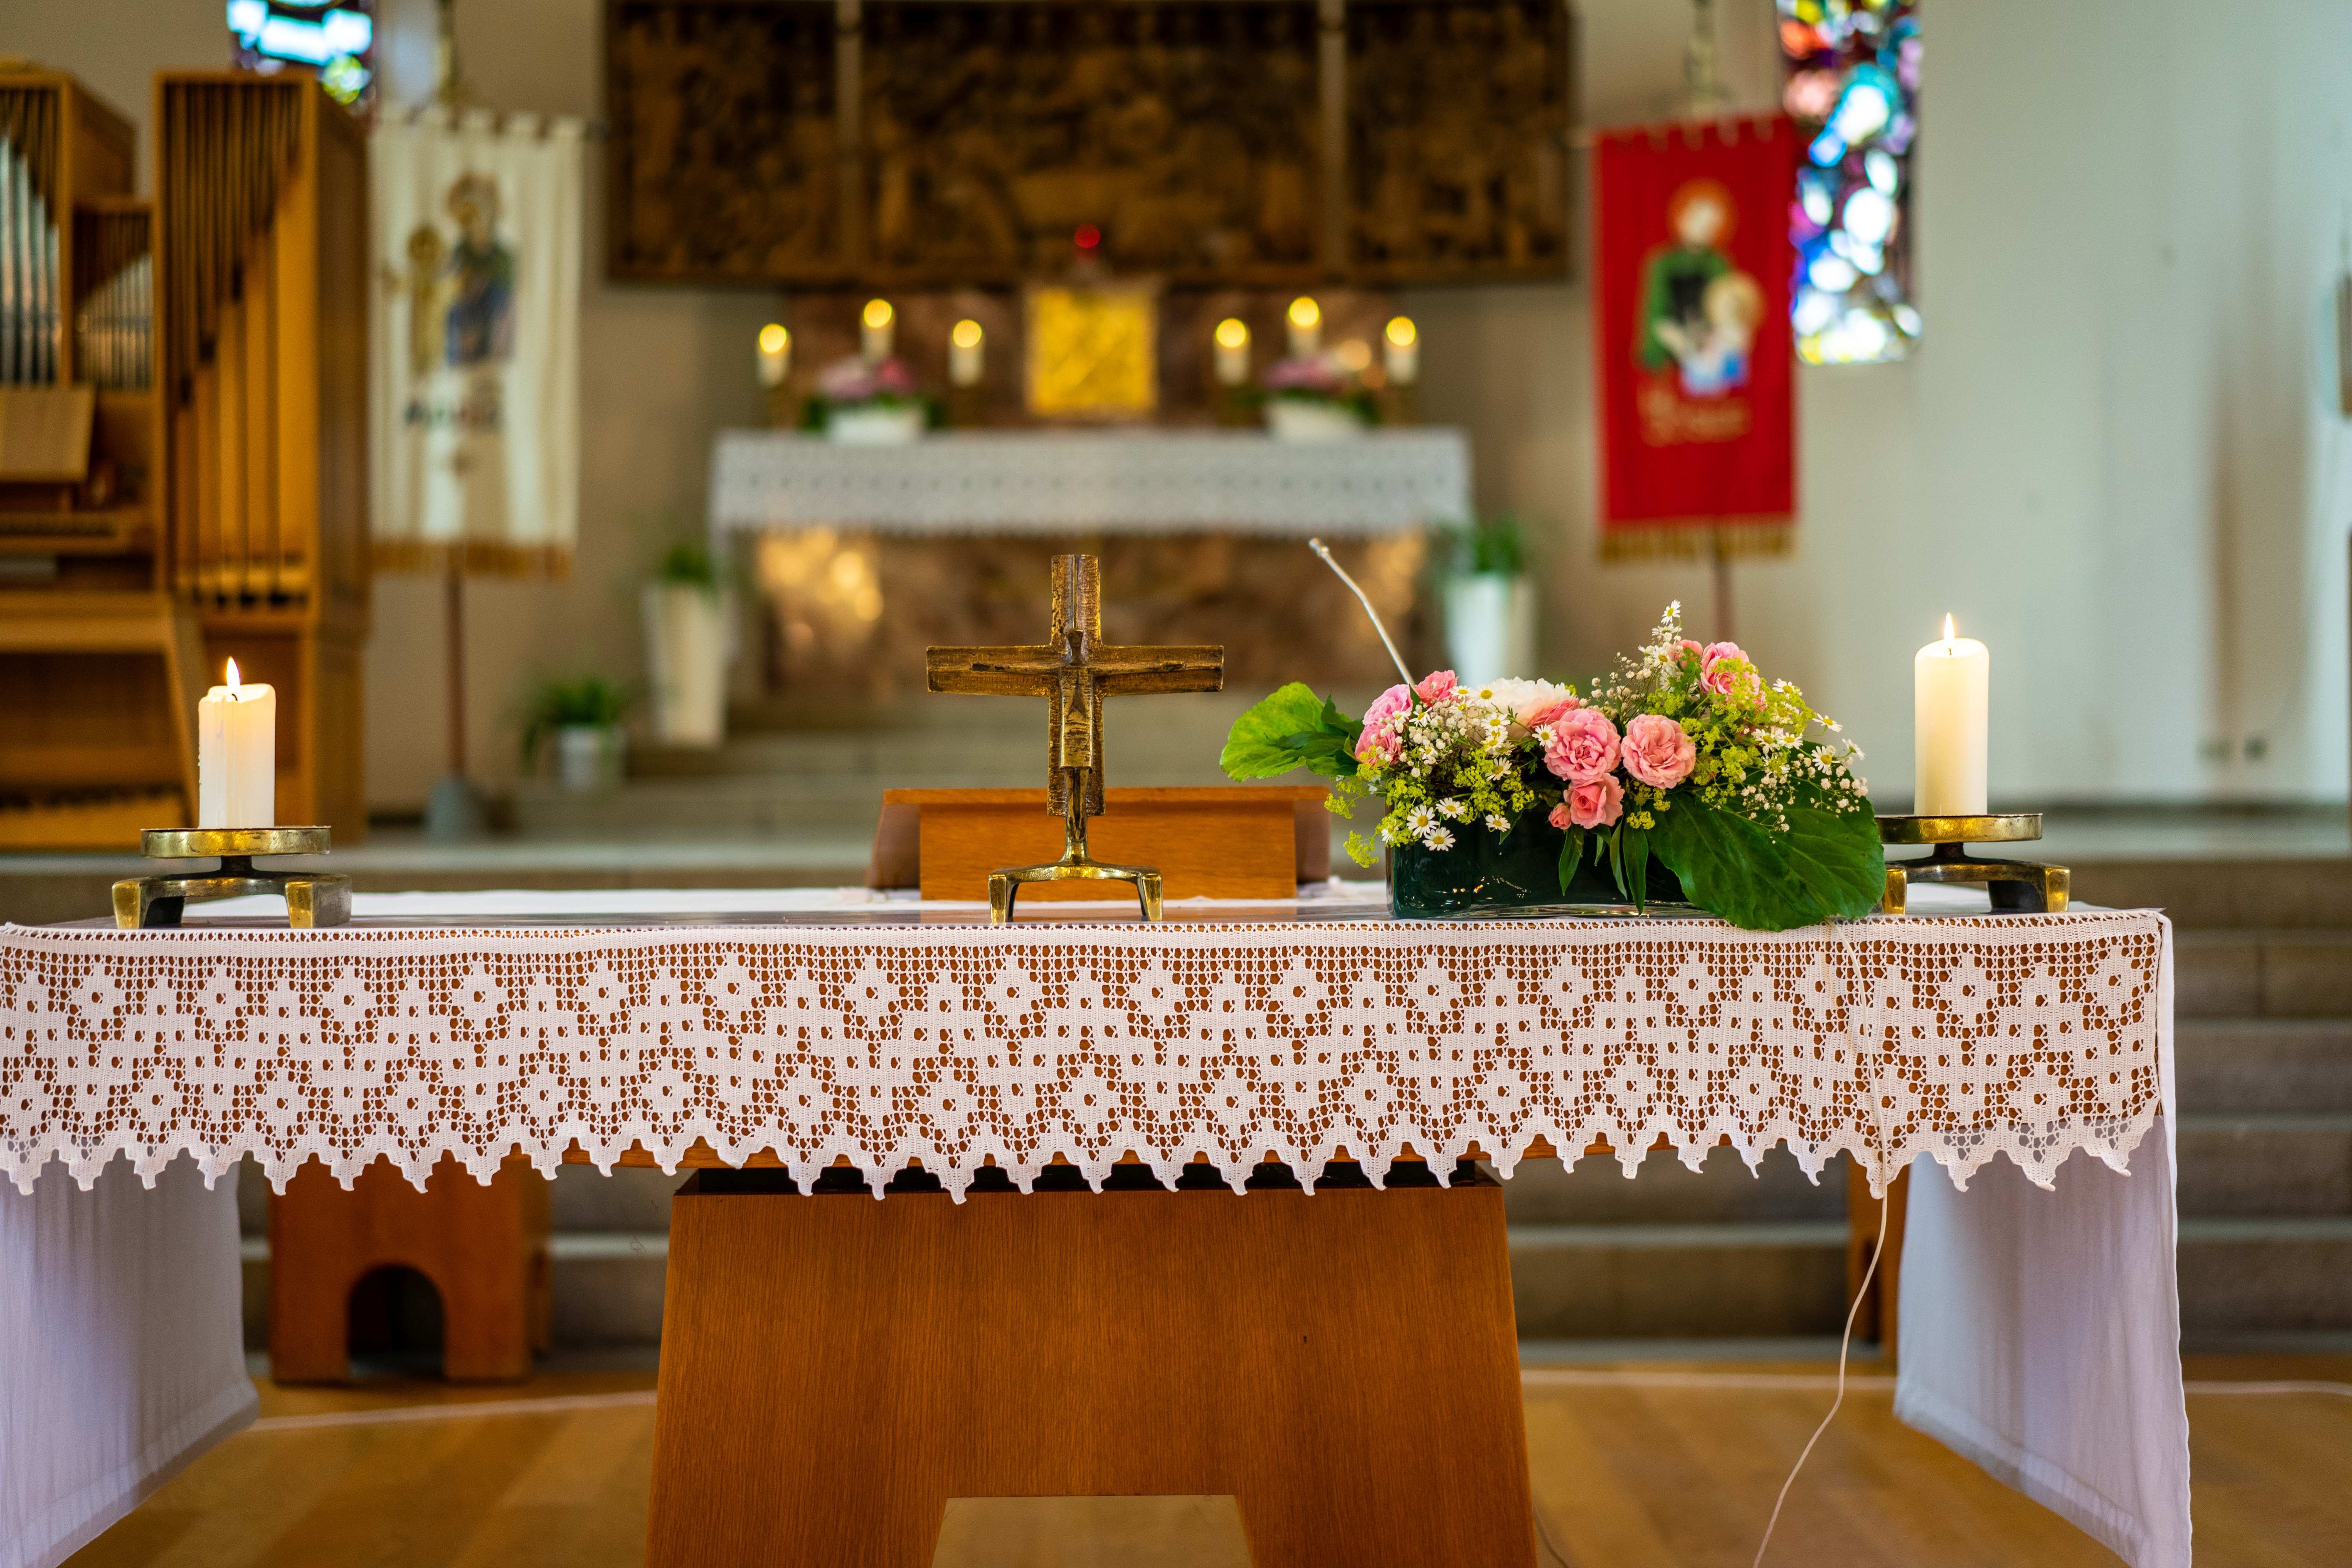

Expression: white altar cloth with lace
xmin=0 ymin=901 xmax=2187 ymax=1568
xmin=705 ymin=428 xmax=1471 ymax=537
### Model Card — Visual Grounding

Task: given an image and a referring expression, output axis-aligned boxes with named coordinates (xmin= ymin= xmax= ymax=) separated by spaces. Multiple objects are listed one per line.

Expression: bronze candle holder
xmin=112 ymin=827 xmax=352 ymax=929
xmin=1877 ymin=814 xmax=2068 ymax=914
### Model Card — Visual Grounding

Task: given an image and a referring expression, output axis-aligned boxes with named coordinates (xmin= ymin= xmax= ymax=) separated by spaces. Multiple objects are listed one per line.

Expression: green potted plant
xmin=1436 ymin=512 xmax=1535 ymax=688
xmin=643 ymin=539 xmax=731 ymax=748
xmin=522 ymin=675 xmax=633 ymax=792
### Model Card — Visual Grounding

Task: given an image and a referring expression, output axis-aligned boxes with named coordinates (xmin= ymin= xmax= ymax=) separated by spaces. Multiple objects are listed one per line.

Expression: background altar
xmin=708 ymin=427 xmax=1470 ymax=700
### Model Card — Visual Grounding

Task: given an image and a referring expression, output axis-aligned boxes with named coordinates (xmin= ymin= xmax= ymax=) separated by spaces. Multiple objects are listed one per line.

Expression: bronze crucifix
xmin=926 ymin=554 xmax=1223 ymax=922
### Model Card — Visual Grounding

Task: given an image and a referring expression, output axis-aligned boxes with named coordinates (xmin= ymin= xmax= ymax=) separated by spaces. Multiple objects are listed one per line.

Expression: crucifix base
xmin=990 ymin=770 xmax=1162 ymax=923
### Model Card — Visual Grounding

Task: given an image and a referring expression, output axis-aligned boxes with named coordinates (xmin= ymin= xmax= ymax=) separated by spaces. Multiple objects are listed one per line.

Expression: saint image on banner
xmin=1633 ymin=178 xmax=1765 ymax=444
xmin=371 ymin=109 xmax=583 ymax=575
xmin=1593 ymin=117 xmax=1797 ymax=554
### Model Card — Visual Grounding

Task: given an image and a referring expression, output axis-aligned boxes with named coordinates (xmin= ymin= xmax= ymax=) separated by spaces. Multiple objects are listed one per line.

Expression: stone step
xmin=2065 ymin=855 xmax=2352 ymax=930
xmin=2175 ymin=1114 xmax=2352 ymax=1217
xmin=2176 ymin=1019 xmax=2352 ymax=1114
xmin=1501 ymin=1147 xmax=1846 ymax=1226
xmin=1508 ymin=1221 xmax=1850 ymax=1340
xmin=2175 ymin=930 xmax=2352 ymax=1018
xmin=2177 ymin=1217 xmax=2352 ymax=1333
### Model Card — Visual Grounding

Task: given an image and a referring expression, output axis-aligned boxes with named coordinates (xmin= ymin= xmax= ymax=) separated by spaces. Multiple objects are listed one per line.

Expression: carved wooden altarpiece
xmin=604 ymin=0 xmax=1574 ymax=287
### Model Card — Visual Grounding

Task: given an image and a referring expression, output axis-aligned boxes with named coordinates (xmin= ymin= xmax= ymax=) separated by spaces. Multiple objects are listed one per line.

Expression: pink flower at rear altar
xmin=1622 ymin=713 xmax=1698 ymax=788
xmin=1543 ymin=708 xmax=1621 ymax=784
xmin=1356 ymin=682 xmax=1410 ymax=763
xmin=1550 ymin=775 xmax=1624 ymax=831
xmin=1415 ymin=670 xmax=1459 ymax=704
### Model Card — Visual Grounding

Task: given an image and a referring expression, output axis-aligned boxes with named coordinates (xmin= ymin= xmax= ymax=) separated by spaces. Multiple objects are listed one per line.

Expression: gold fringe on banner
xmin=372 ymin=539 xmax=574 ymax=579
xmin=1598 ymin=519 xmax=1792 ymax=563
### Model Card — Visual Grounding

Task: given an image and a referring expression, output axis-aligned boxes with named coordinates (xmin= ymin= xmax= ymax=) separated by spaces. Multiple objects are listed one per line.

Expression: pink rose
xmin=1415 ymin=670 xmax=1458 ymax=704
xmin=1526 ymin=694 xmax=1581 ymax=729
xmin=1677 ymin=638 xmax=1704 ymax=661
xmin=1700 ymin=641 xmax=1750 ymax=697
xmin=1543 ymin=708 xmax=1621 ymax=784
xmin=1355 ymin=683 xmax=1410 ymax=763
xmin=1552 ymin=775 xmax=1624 ymax=830
xmin=1622 ymin=713 xmax=1697 ymax=788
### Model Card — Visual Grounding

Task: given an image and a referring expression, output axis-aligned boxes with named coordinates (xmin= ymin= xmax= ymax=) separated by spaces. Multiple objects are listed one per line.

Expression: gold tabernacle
xmin=112 ymin=826 xmax=352 ymax=929
xmin=926 ymin=554 xmax=1224 ymax=922
xmin=1877 ymin=814 xmax=2069 ymax=914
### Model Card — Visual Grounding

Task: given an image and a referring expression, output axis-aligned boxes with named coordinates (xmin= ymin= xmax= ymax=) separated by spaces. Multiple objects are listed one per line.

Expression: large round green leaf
xmin=1649 ymin=792 xmax=1885 ymax=931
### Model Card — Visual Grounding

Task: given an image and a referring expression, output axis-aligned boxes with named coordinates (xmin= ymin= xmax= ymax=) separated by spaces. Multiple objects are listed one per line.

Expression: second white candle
xmin=1914 ymin=615 xmax=1988 ymax=815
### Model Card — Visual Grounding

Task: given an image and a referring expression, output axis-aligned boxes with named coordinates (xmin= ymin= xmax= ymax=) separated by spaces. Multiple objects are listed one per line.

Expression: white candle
xmin=757 ymin=323 xmax=790 ymax=389
xmin=1213 ymin=318 xmax=1250 ymax=386
xmin=1286 ymin=297 xmax=1321 ymax=356
xmin=1914 ymin=614 xmax=1989 ymax=815
xmin=1385 ymin=316 xmax=1419 ymax=385
xmin=860 ymin=298 xmax=895 ymax=362
xmin=198 ymin=658 xmax=276 ymax=828
xmin=949 ymin=318 xmax=984 ymax=387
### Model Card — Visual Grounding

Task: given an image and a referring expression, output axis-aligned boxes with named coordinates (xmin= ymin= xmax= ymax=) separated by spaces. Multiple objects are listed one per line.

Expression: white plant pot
xmin=555 ymin=724 xmax=624 ymax=793
xmin=643 ymin=583 xmax=731 ymax=748
xmin=1265 ymin=399 xmax=1367 ymax=442
xmin=824 ymin=404 xmax=926 ymax=445
xmin=1443 ymin=573 xmax=1537 ymax=689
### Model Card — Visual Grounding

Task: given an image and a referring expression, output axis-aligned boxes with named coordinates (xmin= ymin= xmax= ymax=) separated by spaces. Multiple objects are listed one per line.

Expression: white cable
xmin=1751 ymin=1184 xmax=1890 ymax=1567
xmin=1307 ymin=536 xmax=1416 ymax=688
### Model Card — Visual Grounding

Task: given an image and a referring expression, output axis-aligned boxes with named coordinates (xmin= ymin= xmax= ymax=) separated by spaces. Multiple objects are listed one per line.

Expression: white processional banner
xmin=370 ymin=106 xmax=582 ymax=573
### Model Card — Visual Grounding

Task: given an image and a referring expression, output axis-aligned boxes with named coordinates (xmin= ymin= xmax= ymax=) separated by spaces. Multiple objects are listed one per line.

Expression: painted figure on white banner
xmin=372 ymin=109 xmax=581 ymax=573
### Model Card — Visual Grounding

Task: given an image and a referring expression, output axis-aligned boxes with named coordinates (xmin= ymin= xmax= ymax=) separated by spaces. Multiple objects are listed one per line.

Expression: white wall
xmin=7 ymin=0 xmax=2346 ymax=808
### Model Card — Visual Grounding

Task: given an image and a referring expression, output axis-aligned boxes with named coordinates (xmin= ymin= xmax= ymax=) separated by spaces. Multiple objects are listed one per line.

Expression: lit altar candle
xmin=1213 ymin=318 xmax=1250 ymax=385
xmin=949 ymin=318 xmax=984 ymax=387
xmin=198 ymin=658 xmax=276 ymax=828
xmin=1914 ymin=614 xmax=1989 ymax=815
xmin=1286 ymin=296 xmax=1321 ymax=356
xmin=757 ymin=323 xmax=790 ymax=388
xmin=1385 ymin=316 xmax=1419 ymax=385
xmin=861 ymin=298 xmax=895 ymax=361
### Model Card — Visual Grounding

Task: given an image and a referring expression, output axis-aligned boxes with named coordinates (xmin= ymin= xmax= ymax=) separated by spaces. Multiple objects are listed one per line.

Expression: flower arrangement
xmin=1258 ymin=354 xmax=1380 ymax=424
xmin=1221 ymin=603 xmax=1884 ymax=931
xmin=800 ymin=354 xmax=920 ymax=414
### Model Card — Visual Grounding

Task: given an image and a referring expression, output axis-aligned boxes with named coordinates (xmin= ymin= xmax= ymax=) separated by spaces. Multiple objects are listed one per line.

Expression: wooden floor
xmin=68 ymin=1356 xmax=2352 ymax=1567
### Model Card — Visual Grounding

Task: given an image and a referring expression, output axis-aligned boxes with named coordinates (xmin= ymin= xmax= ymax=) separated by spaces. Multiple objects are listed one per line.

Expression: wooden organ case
xmin=0 ymin=70 xmax=369 ymax=847
xmin=0 ymin=69 xmax=203 ymax=849
xmin=156 ymin=72 xmax=370 ymax=839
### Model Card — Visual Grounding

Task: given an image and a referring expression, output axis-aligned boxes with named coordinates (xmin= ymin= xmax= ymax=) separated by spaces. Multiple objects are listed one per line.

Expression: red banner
xmin=1594 ymin=116 xmax=1798 ymax=555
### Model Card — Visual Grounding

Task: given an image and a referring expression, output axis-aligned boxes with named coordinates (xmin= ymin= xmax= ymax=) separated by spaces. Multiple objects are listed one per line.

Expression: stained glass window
xmin=1778 ymin=0 xmax=1918 ymax=364
xmin=228 ymin=1 xmax=376 ymax=110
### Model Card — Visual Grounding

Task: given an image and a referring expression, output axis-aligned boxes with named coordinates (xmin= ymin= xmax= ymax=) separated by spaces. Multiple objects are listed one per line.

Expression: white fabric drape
xmin=369 ymin=106 xmax=583 ymax=570
xmin=1897 ymin=927 xmax=2189 ymax=1567
xmin=0 ymin=1159 xmax=253 ymax=1568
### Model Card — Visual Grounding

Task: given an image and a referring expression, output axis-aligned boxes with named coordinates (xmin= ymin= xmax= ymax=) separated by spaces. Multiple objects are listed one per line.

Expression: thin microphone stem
xmin=1307 ymin=537 xmax=1415 ymax=689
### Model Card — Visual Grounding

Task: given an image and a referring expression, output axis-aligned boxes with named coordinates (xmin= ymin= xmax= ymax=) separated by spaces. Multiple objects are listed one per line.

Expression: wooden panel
xmin=646 ymin=1178 xmax=1535 ymax=1567
xmin=270 ymin=1154 xmax=552 ymax=1383
xmin=1346 ymin=0 xmax=1572 ymax=279
xmin=605 ymin=0 xmax=1575 ymax=288
xmin=606 ymin=0 xmax=841 ymax=284
xmin=904 ymin=784 xmax=1323 ymax=902
xmin=862 ymin=1 xmax=1322 ymax=286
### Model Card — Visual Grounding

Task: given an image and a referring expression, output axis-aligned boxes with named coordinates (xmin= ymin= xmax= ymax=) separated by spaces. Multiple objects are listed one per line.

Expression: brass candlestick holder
xmin=1877 ymin=814 xmax=2069 ymax=915
xmin=112 ymin=827 xmax=352 ymax=929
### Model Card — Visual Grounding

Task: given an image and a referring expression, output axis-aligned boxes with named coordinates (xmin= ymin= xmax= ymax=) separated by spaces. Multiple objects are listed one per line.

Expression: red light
xmin=1074 ymin=224 xmax=1101 ymax=250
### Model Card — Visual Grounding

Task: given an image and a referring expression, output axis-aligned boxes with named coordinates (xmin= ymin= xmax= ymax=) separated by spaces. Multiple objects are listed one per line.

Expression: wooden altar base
xmin=646 ymin=1169 xmax=1537 ymax=1568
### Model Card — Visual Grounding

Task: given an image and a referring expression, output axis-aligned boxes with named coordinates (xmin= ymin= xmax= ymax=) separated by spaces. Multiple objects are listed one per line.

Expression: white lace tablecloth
xmin=0 ymin=902 xmax=2188 ymax=1568
xmin=705 ymin=428 xmax=1472 ymax=537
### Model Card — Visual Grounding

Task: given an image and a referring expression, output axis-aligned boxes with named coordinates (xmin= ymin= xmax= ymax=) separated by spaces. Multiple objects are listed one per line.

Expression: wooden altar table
xmin=0 ymin=891 xmax=2190 ymax=1568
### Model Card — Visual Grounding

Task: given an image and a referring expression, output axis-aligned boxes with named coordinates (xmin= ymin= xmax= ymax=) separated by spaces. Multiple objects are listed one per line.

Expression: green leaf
xmin=1623 ymin=826 xmax=1651 ymax=912
xmin=1557 ymin=826 xmax=1587 ymax=894
xmin=1220 ymin=684 xmax=1362 ymax=781
xmin=1648 ymin=791 xmax=1886 ymax=931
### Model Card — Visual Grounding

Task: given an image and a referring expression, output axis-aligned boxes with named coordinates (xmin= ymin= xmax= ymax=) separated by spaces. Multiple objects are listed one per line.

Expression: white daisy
xmin=1423 ymin=826 xmax=1456 ymax=851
